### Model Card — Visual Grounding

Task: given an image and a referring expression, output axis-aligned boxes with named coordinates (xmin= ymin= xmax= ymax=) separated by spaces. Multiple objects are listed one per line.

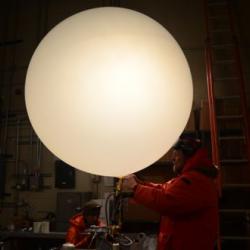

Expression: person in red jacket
xmin=66 ymin=201 xmax=104 ymax=249
xmin=122 ymin=137 xmax=219 ymax=250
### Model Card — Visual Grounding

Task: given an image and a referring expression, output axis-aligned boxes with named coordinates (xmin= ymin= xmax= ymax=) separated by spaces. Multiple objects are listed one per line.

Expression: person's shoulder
xmin=182 ymin=171 xmax=215 ymax=188
xmin=70 ymin=213 xmax=84 ymax=226
xmin=72 ymin=212 xmax=83 ymax=218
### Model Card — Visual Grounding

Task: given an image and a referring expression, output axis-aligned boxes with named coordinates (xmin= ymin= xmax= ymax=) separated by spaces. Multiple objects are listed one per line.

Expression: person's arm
xmin=143 ymin=181 xmax=163 ymax=189
xmin=66 ymin=226 xmax=78 ymax=245
xmin=122 ymin=174 xmax=164 ymax=193
xmin=74 ymin=234 xmax=91 ymax=248
xmin=134 ymin=175 xmax=163 ymax=189
xmin=66 ymin=225 xmax=91 ymax=248
xmin=134 ymin=174 xmax=216 ymax=216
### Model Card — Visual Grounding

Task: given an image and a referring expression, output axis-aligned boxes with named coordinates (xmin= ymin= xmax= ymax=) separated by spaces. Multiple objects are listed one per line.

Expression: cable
xmin=88 ymin=230 xmax=97 ymax=248
xmin=105 ymin=192 xmax=115 ymax=226
xmin=118 ymin=234 xmax=133 ymax=247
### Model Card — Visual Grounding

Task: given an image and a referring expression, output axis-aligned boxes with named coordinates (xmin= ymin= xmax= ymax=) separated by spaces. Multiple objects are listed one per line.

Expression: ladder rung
xmin=223 ymin=184 xmax=250 ymax=188
xmin=214 ymin=76 xmax=239 ymax=81
xmin=220 ymin=159 xmax=248 ymax=164
xmin=213 ymin=59 xmax=235 ymax=64
xmin=0 ymin=39 xmax=23 ymax=47
xmin=210 ymin=28 xmax=230 ymax=33
xmin=0 ymin=66 xmax=28 ymax=73
xmin=208 ymin=15 xmax=228 ymax=19
xmin=219 ymin=136 xmax=245 ymax=140
xmin=0 ymin=82 xmax=25 ymax=87
xmin=208 ymin=2 xmax=227 ymax=7
xmin=216 ymin=95 xmax=240 ymax=100
xmin=220 ymin=209 xmax=250 ymax=213
xmin=221 ymin=236 xmax=250 ymax=240
xmin=212 ymin=43 xmax=234 ymax=48
xmin=217 ymin=115 xmax=243 ymax=119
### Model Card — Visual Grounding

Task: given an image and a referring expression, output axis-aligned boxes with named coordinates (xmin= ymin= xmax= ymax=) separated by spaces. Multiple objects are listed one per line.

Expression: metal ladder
xmin=204 ymin=0 xmax=250 ymax=249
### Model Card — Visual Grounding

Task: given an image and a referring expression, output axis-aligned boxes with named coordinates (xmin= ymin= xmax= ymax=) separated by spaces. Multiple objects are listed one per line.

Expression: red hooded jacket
xmin=134 ymin=148 xmax=219 ymax=250
xmin=66 ymin=213 xmax=104 ymax=248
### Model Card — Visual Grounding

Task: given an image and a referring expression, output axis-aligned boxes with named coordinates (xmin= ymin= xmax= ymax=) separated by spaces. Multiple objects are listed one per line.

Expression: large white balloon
xmin=25 ymin=7 xmax=193 ymax=177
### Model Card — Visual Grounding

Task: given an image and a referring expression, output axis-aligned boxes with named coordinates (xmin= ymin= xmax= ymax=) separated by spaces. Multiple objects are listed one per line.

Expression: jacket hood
xmin=69 ymin=213 xmax=104 ymax=229
xmin=182 ymin=148 xmax=218 ymax=178
xmin=69 ymin=213 xmax=86 ymax=230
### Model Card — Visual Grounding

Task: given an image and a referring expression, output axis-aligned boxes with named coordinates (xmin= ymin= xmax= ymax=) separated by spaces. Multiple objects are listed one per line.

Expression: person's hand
xmin=122 ymin=174 xmax=138 ymax=192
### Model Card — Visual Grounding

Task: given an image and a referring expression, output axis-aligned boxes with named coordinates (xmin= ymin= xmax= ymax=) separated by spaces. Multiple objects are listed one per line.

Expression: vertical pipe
xmin=36 ymin=136 xmax=39 ymax=168
xmin=205 ymin=42 xmax=223 ymax=250
xmin=204 ymin=0 xmax=221 ymax=191
xmin=15 ymin=119 xmax=20 ymax=176
xmin=39 ymin=140 xmax=42 ymax=168
xmin=12 ymin=0 xmax=21 ymax=216
xmin=29 ymin=127 xmax=33 ymax=171
xmin=205 ymin=45 xmax=221 ymax=168
xmin=0 ymin=2 xmax=11 ymax=155
xmin=14 ymin=118 xmax=20 ymax=215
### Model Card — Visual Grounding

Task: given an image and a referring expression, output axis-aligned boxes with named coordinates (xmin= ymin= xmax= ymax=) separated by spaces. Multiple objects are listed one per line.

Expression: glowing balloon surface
xmin=25 ymin=7 xmax=193 ymax=177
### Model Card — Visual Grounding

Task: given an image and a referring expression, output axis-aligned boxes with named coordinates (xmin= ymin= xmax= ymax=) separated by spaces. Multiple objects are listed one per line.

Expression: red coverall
xmin=66 ymin=213 xmax=103 ymax=248
xmin=134 ymin=148 xmax=219 ymax=250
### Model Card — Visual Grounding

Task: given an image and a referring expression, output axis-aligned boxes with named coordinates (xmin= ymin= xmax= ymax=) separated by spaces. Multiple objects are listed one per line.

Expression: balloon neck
xmin=115 ymin=177 xmax=123 ymax=196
